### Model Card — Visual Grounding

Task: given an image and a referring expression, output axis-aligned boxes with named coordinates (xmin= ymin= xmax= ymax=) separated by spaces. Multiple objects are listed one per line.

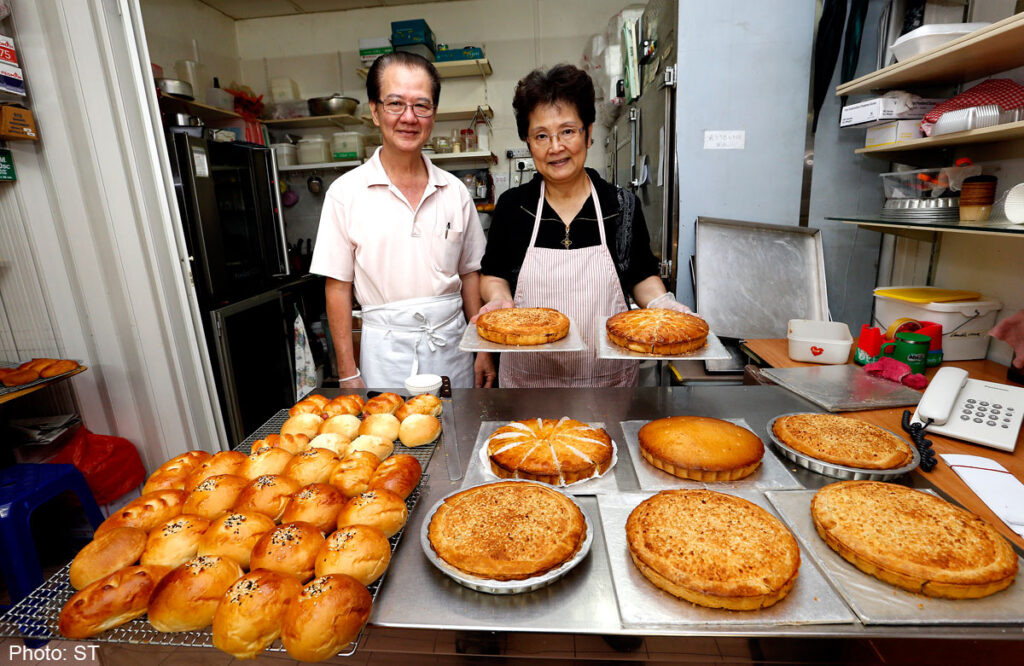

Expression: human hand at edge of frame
xmin=990 ymin=309 xmax=1024 ymax=368
xmin=474 ymin=352 xmax=496 ymax=388
xmin=470 ymin=298 xmax=515 ymax=324
xmin=339 ymin=375 xmax=366 ymax=389
xmin=646 ymin=291 xmax=701 ymax=317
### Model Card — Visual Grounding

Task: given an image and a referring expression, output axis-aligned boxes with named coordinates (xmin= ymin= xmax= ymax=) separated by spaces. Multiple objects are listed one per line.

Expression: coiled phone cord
xmin=902 ymin=409 xmax=937 ymax=472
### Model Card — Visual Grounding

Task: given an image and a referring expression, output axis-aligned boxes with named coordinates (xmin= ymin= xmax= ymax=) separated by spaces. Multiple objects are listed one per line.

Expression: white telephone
xmin=910 ymin=366 xmax=1024 ymax=452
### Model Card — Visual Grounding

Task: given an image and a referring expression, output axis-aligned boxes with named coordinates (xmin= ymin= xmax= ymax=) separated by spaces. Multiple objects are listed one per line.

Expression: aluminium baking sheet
xmin=595 ymin=319 xmax=732 ymax=361
xmin=597 ymin=491 xmax=856 ymax=626
xmin=620 ymin=419 xmax=804 ymax=491
xmin=761 ymin=365 xmax=924 ymax=412
xmin=458 ymin=316 xmax=586 ymax=353
xmin=766 ymin=489 xmax=1024 ymax=625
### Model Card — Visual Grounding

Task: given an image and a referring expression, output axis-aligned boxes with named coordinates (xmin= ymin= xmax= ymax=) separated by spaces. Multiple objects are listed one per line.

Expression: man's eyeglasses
xmin=379 ymin=99 xmax=435 ymax=117
xmin=527 ymin=126 xmax=585 ymax=146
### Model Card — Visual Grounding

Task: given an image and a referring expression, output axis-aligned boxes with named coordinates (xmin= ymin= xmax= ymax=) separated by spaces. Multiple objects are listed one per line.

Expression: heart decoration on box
xmin=811 ymin=346 xmax=824 ymax=356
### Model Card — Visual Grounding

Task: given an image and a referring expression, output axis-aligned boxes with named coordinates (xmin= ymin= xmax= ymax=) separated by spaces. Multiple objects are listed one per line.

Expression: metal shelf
xmin=262 ymin=113 xmax=367 ymax=129
xmin=278 ymin=159 xmax=361 ymax=172
xmin=357 ymin=58 xmax=492 ymax=79
xmin=829 ymin=216 xmax=1024 ymax=239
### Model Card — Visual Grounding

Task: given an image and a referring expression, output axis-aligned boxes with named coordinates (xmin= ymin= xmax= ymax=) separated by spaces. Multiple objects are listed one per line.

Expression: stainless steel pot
xmin=170 ymin=112 xmax=204 ymax=127
xmin=156 ymin=77 xmax=194 ymax=100
xmin=308 ymin=94 xmax=358 ymax=116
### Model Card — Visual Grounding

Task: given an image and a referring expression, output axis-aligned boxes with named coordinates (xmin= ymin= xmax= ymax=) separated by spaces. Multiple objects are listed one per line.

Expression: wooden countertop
xmin=741 ymin=338 xmax=1024 ymax=550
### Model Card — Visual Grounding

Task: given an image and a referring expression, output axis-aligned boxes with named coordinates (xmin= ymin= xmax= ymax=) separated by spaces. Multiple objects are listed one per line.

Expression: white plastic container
xmin=787 ymin=320 xmax=853 ymax=365
xmin=331 ymin=131 xmax=363 ymax=161
xmin=297 ymin=135 xmax=329 ymax=165
xmin=271 ymin=142 xmax=296 ymax=167
xmin=889 ymin=23 xmax=991 ymax=62
xmin=873 ymin=288 xmax=1002 ymax=361
xmin=405 ymin=373 xmax=442 ymax=396
xmin=270 ymin=76 xmax=300 ymax=102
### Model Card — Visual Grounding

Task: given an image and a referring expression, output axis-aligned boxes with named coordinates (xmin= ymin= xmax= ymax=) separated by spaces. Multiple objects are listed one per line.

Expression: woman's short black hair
xmin=512 ymin=64 xmax=595 ymax=140
xmin=366 ymin=52 xmax=441 ymax=106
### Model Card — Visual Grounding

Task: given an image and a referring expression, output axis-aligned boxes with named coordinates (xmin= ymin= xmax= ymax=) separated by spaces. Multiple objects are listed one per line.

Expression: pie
xmin=486 ymin=417 xmax=614 ymax=486
xmin=606 ymin=308 xmax=709 ymax=354
xmin=812 ymin=481 xmax=1018 ymax=599
xmin=475 ymin=307 xmax=569 ymax=346
xmin=626 ymin=489 xmax=800 ymax=610
xmin=427 ymin=481 xmax=587 ymax=580
xmin=638 ymin=416 xmax=764 ymax=481
xmin=772 ymin=414 xmax=914 ymax=470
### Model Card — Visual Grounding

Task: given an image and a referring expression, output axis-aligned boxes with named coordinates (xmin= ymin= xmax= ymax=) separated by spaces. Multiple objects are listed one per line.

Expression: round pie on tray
xmin=486 ymin=417 xmax=613 ymax=486
xmin=638 ymin=416 xmax=764 ymax=481
xmin=812 ymin=481 xmax=1018 ymax=599
xmin=626 ymin=489 xmax=800 ymax=610
xmin=772 ymin=414 xmax=914 ymax=470
xmin=606 ymin=308 xmax=709 ymax=354
xmin=427 ymin=481 xmax=587 ymax=581
xmin=475 ymin=307 xmax=569 ymax=346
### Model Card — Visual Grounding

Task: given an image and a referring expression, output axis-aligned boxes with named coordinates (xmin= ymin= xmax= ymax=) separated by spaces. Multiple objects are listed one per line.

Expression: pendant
xmin=561 ymin=226 xmax=572 ymax=249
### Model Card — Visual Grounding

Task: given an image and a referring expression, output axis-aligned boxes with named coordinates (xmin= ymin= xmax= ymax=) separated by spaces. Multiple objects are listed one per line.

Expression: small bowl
xmin=959 ymin=204 xmax=992 ymax=222
xmin=405 ymin=373 xmax=442 ymax=396
xmin=1004 ymin=183 xmax=1024 ymax=223
xmin=787 ymin=319 xmax=853 ymax=364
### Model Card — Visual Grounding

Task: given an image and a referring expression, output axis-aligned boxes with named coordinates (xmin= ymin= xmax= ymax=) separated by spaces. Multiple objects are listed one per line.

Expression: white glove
xmin=647 ymin=291 xmax=694 ymax=314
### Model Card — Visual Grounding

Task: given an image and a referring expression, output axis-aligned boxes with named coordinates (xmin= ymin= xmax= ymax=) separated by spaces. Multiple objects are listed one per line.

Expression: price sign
xmin=0 ymin=148 xmax=16 ymax=181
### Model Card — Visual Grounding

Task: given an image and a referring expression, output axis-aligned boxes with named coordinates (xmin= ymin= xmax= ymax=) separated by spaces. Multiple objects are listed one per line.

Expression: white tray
xmin=595 ymin=318 xmax=732 ymax=361
xmin=459 ymin=316 xmax=586 ymax=353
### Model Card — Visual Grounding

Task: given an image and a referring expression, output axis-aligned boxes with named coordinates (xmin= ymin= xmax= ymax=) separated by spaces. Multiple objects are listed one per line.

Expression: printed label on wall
xmin=703 ymin=130 xmax=745 ymax=150
xmin=0 ymin=148 xmax=16 ymax=181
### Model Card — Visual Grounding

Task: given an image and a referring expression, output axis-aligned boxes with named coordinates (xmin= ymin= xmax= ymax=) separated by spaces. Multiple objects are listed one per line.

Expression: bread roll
xmin=69 ymin=526 xmax=147 ymax=590
xmin=281 ymin=483 xmax=345 ymax=534
xmin=359 ymin=413 xmax=400 ymax=442
xmin=329 ymin=451 xmax=380 ymax=498
xmin=147 ymin=556 xmax=244 ymax=632
xmin=281 ymin=574 xmax=372 ymax=662
xmin=40 ymin=359 xmax=80 ymax=378
xmin=184 ymin=450 xmax=248 ymax=492
xmin=234 ymin=475 xmax=302 ymax=522
xmin=308 ymin=433 xmax=350 ymax=456
xmin=1 ymin=368 xmax=38 ymax=386
xmin=362 ymin=392 xmax=403 ymax=415
xmin=315 ymin=525 xmax=390 ymax=585
xmin=250 ymin=522 xmax=325 ymax=582
xmin=337 ymin=489 xmax=407 ymax=538
xmin=183 ymin=474 xmax=249 ymax=520
xmin=240 ymin=446 xmax=294 ymax=481
xmin=289 ymin=399 xmax=323 ymax=417
xmin=398 ymin=414 xmax=441 ymax=448
xmin=283 ymin=448 xmax=340 ymax=487
xmin=143 ymin=450 xmax=212 ymax=494
xmin=147 ymin=450 xmax=212 ymax=481
xmin=321 ymin=394 xmax=364 ymax=418
xmin=213 ymin=569 xmax=303 ymax=659
xmin=347 ymin=435 xmax=393 ymax=462
xmin=395 ymin=393 xmax=442 ymax=421
xmin=198 ymin=511 xmax=275 ymax=569
xmin=21 ymin=357 xmax=58 ymax=373
xmin=95 ymin=489 xmax=187 ymax=535
xmin=58 ymin=565 xmax=170 ymax=639
xmin=319 ymin=414 xmax=361 ymax=440
xmin=369 ymin=454 xmax=422 ymax=500
xmin=281 ymin=413 xmax=323 ymax=440
xmin=259 ymin=433 xmax=310 ymax=455
xmin=141 ymin=514 xmax=211 ymax=569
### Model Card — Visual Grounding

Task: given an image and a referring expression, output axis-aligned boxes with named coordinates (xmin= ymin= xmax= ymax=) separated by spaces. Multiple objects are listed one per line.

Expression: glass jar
xmin=434 ymin=136 xmax=451 ymax=153
xmin=461 ymin=128 xmax=477 ymax=152
xmin=450 ymin=128 xmax=463 ymax=153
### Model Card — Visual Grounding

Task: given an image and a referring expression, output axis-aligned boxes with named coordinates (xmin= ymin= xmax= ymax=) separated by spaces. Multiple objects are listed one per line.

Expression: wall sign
xmin=0 ymin=148 xmax=16 ymax=180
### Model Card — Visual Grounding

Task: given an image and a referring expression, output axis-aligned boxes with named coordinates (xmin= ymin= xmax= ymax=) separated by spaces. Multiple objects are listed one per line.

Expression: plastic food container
xmin=331 ymin=132 xmax=362 ymax=161
xmin=786 ymin=320 xmax=853 ymax=364
xmin=404 ymin=373 xmax=442 ymax=396
xmin=297 ymin=135 xmax=329 ymax=164
xmin=271 ymin=142 xmax=296 ymax=167
xmin=889 ymin=22 xmax=991 ymax=62
xmin=873 ymin=287 xmax=1002 ymax=361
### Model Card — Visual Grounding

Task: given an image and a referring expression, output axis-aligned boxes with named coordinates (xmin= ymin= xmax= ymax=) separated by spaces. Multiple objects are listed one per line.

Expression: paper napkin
xmin=940 ymin=453 xmax=1024 ymax=538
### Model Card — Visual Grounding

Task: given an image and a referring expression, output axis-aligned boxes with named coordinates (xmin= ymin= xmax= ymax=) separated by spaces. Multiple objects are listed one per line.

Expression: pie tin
xmin=458 ymin=315 xmax=586 ymax=353
xmin=419 ymin=479 xmax=594 ymax=595
xmin=766 ymin=413 xmax=920 ymax=481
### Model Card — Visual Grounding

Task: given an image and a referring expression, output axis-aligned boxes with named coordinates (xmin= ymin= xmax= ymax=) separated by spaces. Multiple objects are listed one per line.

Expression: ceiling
xmin=200 ymin=0 xmax=459 ymax=20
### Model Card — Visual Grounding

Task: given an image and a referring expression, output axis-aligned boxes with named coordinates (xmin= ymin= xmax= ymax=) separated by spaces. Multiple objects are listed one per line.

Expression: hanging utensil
xmin=307 ymin=173 xmax=324 ymax=195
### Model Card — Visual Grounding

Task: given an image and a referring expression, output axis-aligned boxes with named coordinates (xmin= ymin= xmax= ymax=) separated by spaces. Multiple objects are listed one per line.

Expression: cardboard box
xmin=840 ymin=96 xmax=944 ymax=128
xmin=0 ymin=62 xmax=25 ymax=96
xmin=359 ymin=37 xmax=393 ymax=64
xmin=0 ymin=105 xmax=38 ymax=140
xmin=864 ymin=119 xmax=922 ymax=148
xmin=391 ymin=19 xmax=436 ymax=51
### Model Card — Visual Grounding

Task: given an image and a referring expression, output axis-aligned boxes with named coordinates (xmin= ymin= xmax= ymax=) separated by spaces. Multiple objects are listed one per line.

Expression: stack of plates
xmin=880 ymin=197 xmax=959 ymax=222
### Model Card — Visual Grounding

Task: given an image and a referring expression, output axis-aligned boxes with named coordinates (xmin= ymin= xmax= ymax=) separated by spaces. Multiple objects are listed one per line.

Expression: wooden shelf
xmin=278 ymin=160 xmax=361 ymax=172
xmin=262 ymin=114 xmax=366 ymax=129
xmin=424 ymin=150 xmax=496 ymax=164
xmin=837 ymin=13 xmax=1024 ymax=95
xmin=357 ymin=58 xmax=492 ymax=79
xmin=359 ymin=105 xmax=493 ymax=125
xmin=160 ymin=93 xmax=241 ymax=120
xmin=830 ymin=216 xmax=1024 ymax=239
xmin=855 ymin=119 xmax=1024 ymax=154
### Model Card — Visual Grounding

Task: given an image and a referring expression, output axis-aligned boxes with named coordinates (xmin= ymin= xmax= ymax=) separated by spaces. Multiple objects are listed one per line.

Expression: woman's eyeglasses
xmin=527 ymin=126 xmax=585 ymax=146
xmin=379 ymin=99 xmax=435 ymax=117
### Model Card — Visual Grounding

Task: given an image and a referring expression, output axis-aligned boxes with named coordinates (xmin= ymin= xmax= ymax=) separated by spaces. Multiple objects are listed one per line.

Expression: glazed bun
xmin=315 ymin=525 xmax=390 ymax=585
xmin=369 ymin=454 xmax=422 ymax=500
xmin=240 ymin=446 xmax=294 ymax=481
xmin=321 ymin=394 xmax=364 ymax=418
xmin=281 ymin=574 xmax=372 ymax=663
xmin=337 ymin=489 xmax=408 ymax=538
xmin=259 ymin=433 xmax=310 ymax=455
xmin=184 ymin=451 xmax=247 ymax=492
xmin=213 ymin=569 xmax=303 ymax=659
xmin=69 ymin=527 xmax=147 ymax=590
xmin=289 ymin=398 xmax=325 ymax=417
xmin=281 ymin=413 xmax=323 ymax=440
xmin=234 ymin=475 xmax=302 ymax=522
xmin=359 ymin=413 xmax=400 ymax=442
xmin=329 ymin=451 xmax=381 ymax=498
xmin=198 ymin=511 xmax=275 ymax=569
xmin=59 ymin=565 xmax=170 ymax=639
xmin=398 ymin=414 xmax=441 ymax=448
xmin=308 ymin=433 xmax=350 ymax=456
xmin=250 ymin=522 xmax=325 ymax=582
xmin=95 ymin=489 xmax=187 ymax=535
xmin=143 ymin=450 xmax=212 ymax=494
xmin=319 ymin=414 xmax=361 ymax=440
xmin=347 ymin=435 xmax=393 ymax=462
xmin=395 ymin=394 xmax=442 ymax=421
xmin=140 ymin=514 xmax=211 ymax=569
xmin=362 ymin=392 xmax=403 ymax=415
xmin=283 ymin=448 xmax=341 ymax=486
xmin=282 ymin=483 xmax=345 ymax=534
xmin=147 ymin=556 xmax=244 ymax=632
xmin=182 ymin=474 xmax=249 ymax=520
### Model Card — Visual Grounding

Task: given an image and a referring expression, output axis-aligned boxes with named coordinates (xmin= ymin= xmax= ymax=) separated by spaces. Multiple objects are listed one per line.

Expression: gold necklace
xmin=561 ymin=223 xmax=572 ymax=249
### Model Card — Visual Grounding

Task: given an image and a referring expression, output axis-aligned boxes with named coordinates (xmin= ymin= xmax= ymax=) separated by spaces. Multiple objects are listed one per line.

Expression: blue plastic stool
xmin=0 ymin=464 xmax=105 ymax=604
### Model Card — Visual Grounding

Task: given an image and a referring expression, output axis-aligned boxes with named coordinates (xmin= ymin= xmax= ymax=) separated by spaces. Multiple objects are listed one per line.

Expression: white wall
xmin=140 ymin=0 xmax=240 ymax=92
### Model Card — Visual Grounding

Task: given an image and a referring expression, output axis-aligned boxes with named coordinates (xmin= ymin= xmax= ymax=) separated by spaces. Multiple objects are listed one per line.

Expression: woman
xmin=310 ymin=52 xmax=495 ymax=389
xmin=477 ymin=64 xmax=695 ymax=388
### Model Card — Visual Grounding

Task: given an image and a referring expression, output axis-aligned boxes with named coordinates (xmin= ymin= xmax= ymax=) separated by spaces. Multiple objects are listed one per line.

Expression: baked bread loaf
xmin=772 ymin=414 xmax=915 ymax=470
xmin=184 ymin=451 xmax=248 ymax=492
xmin=486 ymin=417 xmax=613 ymax=486
xmin=476 ymin=307 xmax=570 ymax=345
xmin=812 ymin=481 xmax=1018 ymax=599
xmin=329 ymin=451 xmax=381 ymax=498
xmin=143 ymin=450 xmax=212 ymax=494
xmin=95 ymin=489 xmax=187 ymax=535
xmin=395 ymin=393 xmax=442 ymax=421
xmin=147 ymin=555 xmax=244 ymax=632
xmin=40 ymin=359 xmax=80 ymax=378
xmin=315 ymin=525 xmax=391 ymax=585
xmin=213 ymin=569 xmax=303 ymax=659
xmin=362 ymin=392 xmax=403 ymax=415
xmin=140 ymin=514 xmax=211 ymax=569
xmin=347 ymin=434 xmax=394 ymax=461
xmin=1 ymin=368 xmax=40 ymax=386
xmin=308 ymin=433 xmax=350 ymax=456
xmin=369 ymin=454 xmax=422 ymax=500
xmin=250 ymin=522 xmax=325 ymax=582
xmin=69 ymin=526 xmax=147 ymax=590
xmin=198 ymin=511 xmax=275 ymax=569
xmin=626 ymin=489 xmax=800 ymax=610
xmin=319 ymin=414 xmax=361 ymax=440
xmin=337 ymin=489 xmax=408 ymax=538
xmin=321 ymin=394 xmax=365 ymax=418
xmin=281 ymin=574 xmax=372 ymax=663
xmin=281 ymin=413 xmax=323 ymax=440
xmin=240 ymin=445 xmax=294 ymax=480
xmin=359 ymin=413 xmax=401 ymax=441
xmin=638 ymin=416 xmax=764 ymax=481
xmin=234 ymin=475 xmax=302 ymax=522
xmin=282 ymin=483 xmax=345 ymax=533
xmin=283 ymin=448 xmax=341 ymax=487
xmin=428 ymin=481 xmax=585 ymax=580
xmin=183 ymin=474 xmax=249 ymax=520
xmin=290 ymin=396 xmax=328 ymax=417
xmin=58 ymin=565 xmax=170 ymax=639
xmin=259 ymin=433 xmax=310 ymax=455
xmin=606 ymin=308 xmax=709 ymax=354
xmin=398 ymin=414 xmax=441 ymax=447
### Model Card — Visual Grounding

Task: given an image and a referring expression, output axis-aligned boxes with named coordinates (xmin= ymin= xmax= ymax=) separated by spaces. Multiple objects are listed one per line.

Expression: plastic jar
xmin=461 ymin=128 xmax=477 ymax=151
xmin=330 ymin=131 xmax=362 ymax=161
xmin=271 ymin=143 xmax=297 ymax=167
xmin=297 ymin=135 xmax=329 ymax=164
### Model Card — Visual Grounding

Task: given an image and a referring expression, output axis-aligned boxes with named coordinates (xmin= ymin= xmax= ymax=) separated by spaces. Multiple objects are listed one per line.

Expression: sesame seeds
xmin=186 ymin=556 xmax=220 ymax=574
xmin=229 ymin=577 xmax=260 ymax=604
xmin=270 ymin=525 xmax=299 ymax=546
xmin=254 ymin=475 xmax=276 ymax=489
xmin=303 ymin=577 xmax=331 ymax=598
xmin=297 ymin=488 xmax=316 ymax=500
xmin=162 ymin=520 xmax=187 ymax=535
xmin=252 ymin=445 xmax=272 ymax=457
xmin=223 ymin=513 xmax=247 ymax=528
xmin=299 ymin=449 xmax=318 ymax=459
xmin=195 ymin=477 xmax=219 ymax=492
xmin=329 ymin=529 xmax=355 ymax=550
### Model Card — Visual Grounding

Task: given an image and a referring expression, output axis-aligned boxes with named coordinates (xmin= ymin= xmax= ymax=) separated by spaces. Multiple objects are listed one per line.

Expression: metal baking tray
xmin=761 ymin=365 xmax=923 ymax=412
xmin=766 ymin=489 xmax=1024 ymax=625
xmin=597 ymin=491 xmax=856 ymax=626
xmin=883 ymin=197 xmax=959 ymax=210
xmin=619 ymin=419 xmax=803 ymax=491
xmin=767 ymin=413 xmax=920 ymax=481
xmin=419 ymin=479 xmax=594 ymax=594
xmin=594 ymin=319 xmax=732 ymax=361
xmin=0 ymin=360 xmax=86 ymax=397
xmin=458 ymin=315 xmax=586 ymax=353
